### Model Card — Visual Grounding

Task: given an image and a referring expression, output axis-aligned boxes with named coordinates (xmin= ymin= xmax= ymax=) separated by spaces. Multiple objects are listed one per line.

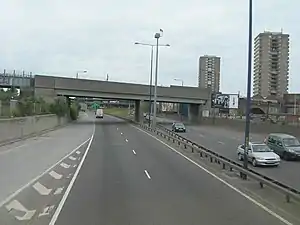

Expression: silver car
xmin=237 ymin=142 xmax=280 ymax=167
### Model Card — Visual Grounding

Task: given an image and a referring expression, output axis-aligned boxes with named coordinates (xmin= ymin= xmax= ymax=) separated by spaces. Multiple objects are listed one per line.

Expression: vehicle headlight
xmin=288 ymin=149 xmax=295 ymax=153
xmin=256 ymin=157 xmax=264 ymax=160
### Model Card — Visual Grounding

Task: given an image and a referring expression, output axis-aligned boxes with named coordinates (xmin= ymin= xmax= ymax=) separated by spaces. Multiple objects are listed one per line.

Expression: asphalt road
xmin=164 ymin=124 xmax=300 ymax=190
xmin=0 ymin=113 xmax=94 ymax=206
xmin=52 ymin=115 xmax=287 ymax=225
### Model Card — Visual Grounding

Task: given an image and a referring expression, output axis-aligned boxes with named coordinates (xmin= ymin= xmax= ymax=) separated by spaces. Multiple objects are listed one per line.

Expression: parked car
xmin=237 ymin=142 xmax=280 ymax=167
xmin=171 ymin=122 xmax=186 ymax=133
xmin=264 ymin=133 xmax=300 ymax=160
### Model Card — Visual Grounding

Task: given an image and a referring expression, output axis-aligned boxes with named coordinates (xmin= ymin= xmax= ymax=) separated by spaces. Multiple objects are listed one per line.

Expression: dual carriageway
xmin=0 ymin=112 xmax=299 ymax=225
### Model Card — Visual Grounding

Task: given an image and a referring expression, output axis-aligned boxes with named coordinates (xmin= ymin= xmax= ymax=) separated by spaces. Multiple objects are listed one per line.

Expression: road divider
xmin=0 ymin=114 xmax=69 ymax=146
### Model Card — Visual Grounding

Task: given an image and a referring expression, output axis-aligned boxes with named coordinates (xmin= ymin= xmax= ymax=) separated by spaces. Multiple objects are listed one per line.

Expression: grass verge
xmin=104 ymin=107 xmax=131 ymax=118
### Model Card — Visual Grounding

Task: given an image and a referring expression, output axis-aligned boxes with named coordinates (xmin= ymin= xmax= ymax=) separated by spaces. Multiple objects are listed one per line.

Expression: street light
xmin=152 ymin=29 xmax=165 ymax=127
xmin=76 ymin=70 xmax=87 ymax=79
xmin=135 ymin=40 xmax=170 ymax=127
xmin=243 ymin=0 xmax=253 ymax=177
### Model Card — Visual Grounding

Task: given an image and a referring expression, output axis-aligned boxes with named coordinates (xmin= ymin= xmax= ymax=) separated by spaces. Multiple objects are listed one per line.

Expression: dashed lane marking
xmin=144 ymin=170 xmax=151 ymax=179
xmin=5 ymin=200 xmax=36 ymax=221
xmin=76 ymin=151 xmax=81 ymax=155
xmin=125 ymin=139 xmax=128 ymax=142
xmin=33 ymin=182 xmax=52 ymax=195
xmin=38 ymin=205 xmax=55 ymax=217
xmin=54 ymin=187 xmax=64 ymax=195
xmin=132 ymin=150 xmax=136 ymax=155
xmin=49 ymin=171 xmax=63 ymax=180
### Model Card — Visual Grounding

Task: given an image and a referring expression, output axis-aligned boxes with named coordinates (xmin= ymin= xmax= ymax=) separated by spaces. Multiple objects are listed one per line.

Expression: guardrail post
xmin=200 ymin=152 xmax=203 ymax=157
xmin=184 ymin=144 xmax=187 ymax=149
xmin=210 ymin=156 xmax=213 ymax=163
xmin=259 ymin=182 xmax=264 ymax=189
xmin=178 ymin=141 xmax=180 ymax=146
xmin=222 ymin=163 xmax=225 ymax=169
xmin=229 ymin=167 xmax=233 ymax=171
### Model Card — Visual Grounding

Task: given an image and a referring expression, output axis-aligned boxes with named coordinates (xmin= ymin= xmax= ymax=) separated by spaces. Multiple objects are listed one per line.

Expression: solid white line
xmin=132 ymin=150 xmax=136 ymax=155
xmin=132 ymin=125 xmax=293 ymax=225
xmin=33 ymin=182 xmax=52 ymax=195
xmin=125 ymin=139 xmax=128 ymax=142
xmin=0 ymin=137 xmax=91 ymax=207
xmin=49 ymin=171 xmax=63 ymax=180
xmin=49 ymin=126 xmax=95 ymax=225
xmin=144 ymin=170 xmax=151 ymax=179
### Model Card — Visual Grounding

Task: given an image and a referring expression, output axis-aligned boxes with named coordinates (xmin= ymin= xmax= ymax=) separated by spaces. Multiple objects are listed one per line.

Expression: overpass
xmin=34 ymin=75 xmax=211 ymax=122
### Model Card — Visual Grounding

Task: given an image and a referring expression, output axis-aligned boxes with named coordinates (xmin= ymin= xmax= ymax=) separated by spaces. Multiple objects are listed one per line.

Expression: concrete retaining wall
xmin=0 ymin=114 xmax=68 ymax=144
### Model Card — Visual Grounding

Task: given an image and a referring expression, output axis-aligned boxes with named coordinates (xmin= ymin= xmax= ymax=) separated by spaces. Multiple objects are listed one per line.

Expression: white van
xmin=96 ymin=108 xmax=103 ymax=118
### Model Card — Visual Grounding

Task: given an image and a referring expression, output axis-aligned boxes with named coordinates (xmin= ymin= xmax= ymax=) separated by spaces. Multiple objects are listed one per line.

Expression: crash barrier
xmin=0 ymin=114 xmax=68 ymax=145
xmin=107 ymin=113 xmax=300 ymax=203
xmin=153 ymin=124 xmax=300 ymax=203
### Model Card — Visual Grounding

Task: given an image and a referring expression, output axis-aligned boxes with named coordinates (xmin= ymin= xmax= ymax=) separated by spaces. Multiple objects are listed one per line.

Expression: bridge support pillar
xmin=134 ymin=100 xmax=142 ymax=123
xmin=188 ymin=103 xmax=201 ymax=123
xmin=66 ymin=96 xmax=71 ymax=121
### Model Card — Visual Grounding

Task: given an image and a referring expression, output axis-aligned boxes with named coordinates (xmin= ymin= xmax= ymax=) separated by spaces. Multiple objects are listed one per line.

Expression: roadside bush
xmin=49 ymin=98 xmax=68 ymax=117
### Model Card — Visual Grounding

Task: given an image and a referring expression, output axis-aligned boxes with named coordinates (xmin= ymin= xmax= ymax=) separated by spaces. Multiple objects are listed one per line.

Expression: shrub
xmin=70 ymin=105 xmax=78 ymax=120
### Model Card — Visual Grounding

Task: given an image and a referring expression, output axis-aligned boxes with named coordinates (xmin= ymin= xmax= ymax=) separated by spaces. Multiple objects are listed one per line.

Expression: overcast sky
xmin=0 ymin=0 xmax=298 ymax=95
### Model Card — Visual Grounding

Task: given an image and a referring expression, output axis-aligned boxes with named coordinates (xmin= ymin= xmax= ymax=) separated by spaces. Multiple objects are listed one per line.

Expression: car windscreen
xmin=283 ymin=138 xmax=300 ymax=147
xmin=252 ymin=144 xmax=272 ymax=152
xmin=175 ymin=123 xmax=184 ymax=128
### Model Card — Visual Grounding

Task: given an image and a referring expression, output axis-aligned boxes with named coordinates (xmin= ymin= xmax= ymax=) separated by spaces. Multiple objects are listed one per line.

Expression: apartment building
xmin=198 ymin=55 xmax=220 ymax=93
xmin=253 ymin=31 xmax=290 ymax=98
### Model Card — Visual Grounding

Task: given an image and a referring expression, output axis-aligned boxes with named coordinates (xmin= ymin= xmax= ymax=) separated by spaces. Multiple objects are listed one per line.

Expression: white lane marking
xmin=33 ymin=182 xmax=52 ymax=195
xmin=69 ymin=156 xmax=77 ymax=161
xmin=66 ymin=173 xmax=73 ymax=179
xmin=132 ymin=150 xmax=136 ymax=155
xmin=54 ymin=187 xmax=64 ymax=195
xmin=76 ymin=151 xmax=81 ymax=155
xmin=218 ymin=141 xmax=225 ymax=145
xmin=144 ymin=170 xmax=151 ymax=179
xmin=73 ymin=164 xmax=77 ymax=168
xmin=125 ymin=139 xmax=128 ymax=142
xmin=5 ymin=200 xmax=36 ymax=221
xmin=117 ymin=128 xmax=119 ymax=130
xmin=39 ymin=205 xmax=55 ymax=217
xmin=199 ymin=134 xmax=205 ymax=138
xmin=60 ymin=162 xmax=70 ymax=169
xmin=49 ymin=171 xmax=63 ymax=180
xmin=49 ymin=126 xmax=95 ymax=225
xmin=133 ymin=125 xmax=293 ymax=225
xmin=121 ymin=132 xmax=123 ymax=135
xmin=0 ymin=136 xmax=92 ymax=208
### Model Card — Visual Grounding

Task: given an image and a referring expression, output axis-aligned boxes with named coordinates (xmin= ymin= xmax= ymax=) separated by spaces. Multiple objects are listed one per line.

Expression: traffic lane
xmin=56 ymin=119 xmax=287 ymax=225
xmin=118 ymin=124 xmax=290 ymax=225
xmin=54 ymin=120 xmax=155 ymax=225
xmin=0 ymin=115 xmax=94 ymax=203
xmin=177 ymin=125 xmax=300 ymax=190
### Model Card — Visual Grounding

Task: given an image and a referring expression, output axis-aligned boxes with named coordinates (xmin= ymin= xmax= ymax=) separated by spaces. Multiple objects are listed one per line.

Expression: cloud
xmin=0 ymin=0 xmax=298 ymax=94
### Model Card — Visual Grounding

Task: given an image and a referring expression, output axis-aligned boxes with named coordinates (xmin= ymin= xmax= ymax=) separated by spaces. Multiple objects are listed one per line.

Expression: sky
xmin=0 ymin=0 xmax=298 ymax=96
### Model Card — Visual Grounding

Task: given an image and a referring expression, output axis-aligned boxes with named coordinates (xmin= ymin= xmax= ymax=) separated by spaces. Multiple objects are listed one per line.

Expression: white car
xmin=237 ymin=142 xmax=280 ymax=167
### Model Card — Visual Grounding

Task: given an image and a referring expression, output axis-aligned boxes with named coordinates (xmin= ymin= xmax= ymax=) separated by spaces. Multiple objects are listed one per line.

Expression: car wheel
xmin=252 ymin=158 xmax=257 ymax=167
xmin=282 ymin=152 xmax=289 ymax=161
xmin=238 ymin=153 xmax=243 ymax=161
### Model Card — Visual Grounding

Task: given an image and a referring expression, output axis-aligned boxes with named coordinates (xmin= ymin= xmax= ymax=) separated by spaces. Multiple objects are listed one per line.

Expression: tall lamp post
xmin=243 ymin=0 xmax=253 ymax=177
xmin=135 ymin=40 xmax=170 ymax=127
xmin=152 ymin=29 xmax=166 ymax=127
xmin=76 ymin=70 xmax=87 ymax=79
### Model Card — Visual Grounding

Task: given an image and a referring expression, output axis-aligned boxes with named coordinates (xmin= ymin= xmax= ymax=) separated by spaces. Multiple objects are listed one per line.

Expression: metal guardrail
xmin=106 ymin=113 xmax=300 ymax=203
xmin=153 ymin=124 xmax=300 ymax=203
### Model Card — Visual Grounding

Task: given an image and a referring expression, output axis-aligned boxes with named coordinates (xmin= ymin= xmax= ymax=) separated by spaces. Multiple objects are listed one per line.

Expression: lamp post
xmin=76 ymin=70 xmax=87 ymax=79
xmin=135 ymin=40 xmax=170 ymax=127
xmin=243 ymin=0 xmax=253 ymax=177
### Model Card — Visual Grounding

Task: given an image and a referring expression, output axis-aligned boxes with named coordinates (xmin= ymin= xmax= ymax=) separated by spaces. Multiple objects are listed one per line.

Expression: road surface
xmin=52 ymin=115 xmax=288 ymax=225
xmin=164 ymin=124 xmax=300 ymax=190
